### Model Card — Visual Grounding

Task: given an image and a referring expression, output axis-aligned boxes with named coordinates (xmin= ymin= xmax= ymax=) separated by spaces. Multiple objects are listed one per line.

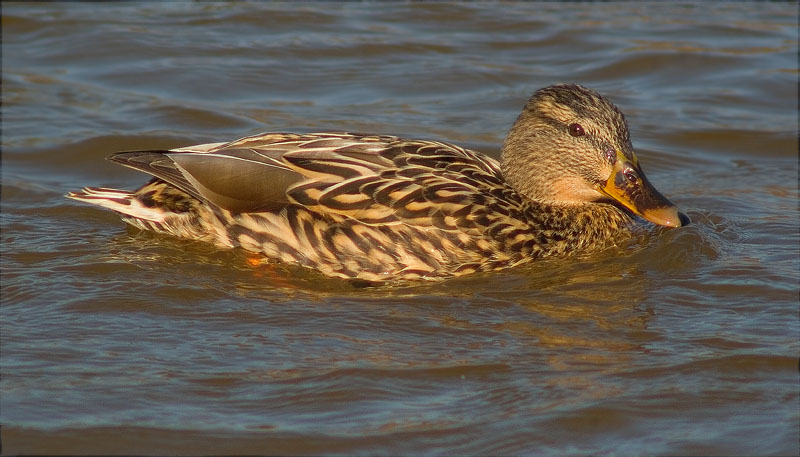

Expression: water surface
xmin=2 ymin=2 xmax=798 ymax=455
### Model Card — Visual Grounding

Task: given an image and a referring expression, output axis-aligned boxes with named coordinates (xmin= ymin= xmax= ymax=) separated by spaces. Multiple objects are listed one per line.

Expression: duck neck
xmin=521 ymin=200 xmax=634 ymax=256
xmin=501 ymin=119 xmax=556 ymax=204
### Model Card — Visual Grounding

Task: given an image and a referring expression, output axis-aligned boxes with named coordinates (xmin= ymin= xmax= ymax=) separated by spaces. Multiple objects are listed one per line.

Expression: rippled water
xmin=2 ymin=2 xmax=798 ymax=455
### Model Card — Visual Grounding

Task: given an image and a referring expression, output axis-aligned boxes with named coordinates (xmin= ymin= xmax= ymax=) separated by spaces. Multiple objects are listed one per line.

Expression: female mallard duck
xmin=68 ymin=84 xmax=687 ymax=281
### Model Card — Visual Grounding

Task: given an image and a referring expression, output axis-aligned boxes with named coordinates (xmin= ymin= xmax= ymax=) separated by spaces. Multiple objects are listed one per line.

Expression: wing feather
xmin=108 ymin=132 xmax=506 ymax=222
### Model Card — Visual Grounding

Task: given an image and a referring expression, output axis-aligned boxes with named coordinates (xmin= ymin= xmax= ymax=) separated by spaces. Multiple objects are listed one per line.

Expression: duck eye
xmin=568 ymin=123 xmax=585 ymax=137
xmin=604 ymin=148 xmax=616 ymax=165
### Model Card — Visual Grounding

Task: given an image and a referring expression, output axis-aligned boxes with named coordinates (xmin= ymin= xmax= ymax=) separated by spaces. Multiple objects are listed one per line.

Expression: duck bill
xmin=599 ymin=155 xmax=684 ymax=227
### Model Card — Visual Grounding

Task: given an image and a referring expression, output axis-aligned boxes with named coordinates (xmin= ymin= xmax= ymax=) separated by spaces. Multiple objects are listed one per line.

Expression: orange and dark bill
xmin=598 ymin=151 xmax=688 ymax=227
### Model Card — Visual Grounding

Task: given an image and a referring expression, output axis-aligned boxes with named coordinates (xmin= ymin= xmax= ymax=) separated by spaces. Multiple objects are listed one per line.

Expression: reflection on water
xmin=2 ymin=1 xmax=798 ymax=455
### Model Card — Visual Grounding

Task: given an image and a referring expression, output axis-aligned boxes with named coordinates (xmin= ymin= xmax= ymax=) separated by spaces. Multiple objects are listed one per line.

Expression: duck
xmin=67 ymin=84 xmax=688 ymax=281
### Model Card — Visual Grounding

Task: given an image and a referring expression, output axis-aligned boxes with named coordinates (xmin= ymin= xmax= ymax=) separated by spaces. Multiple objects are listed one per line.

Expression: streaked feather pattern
xmin=68 ymin=85 xmax=685 ymax=281
xmin=69 ymin=131 xmax=626 ymax=281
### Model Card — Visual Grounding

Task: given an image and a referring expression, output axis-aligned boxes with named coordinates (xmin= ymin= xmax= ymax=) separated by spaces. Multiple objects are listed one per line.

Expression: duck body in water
xmin=68 ymin=84 xmax=688 ymax=281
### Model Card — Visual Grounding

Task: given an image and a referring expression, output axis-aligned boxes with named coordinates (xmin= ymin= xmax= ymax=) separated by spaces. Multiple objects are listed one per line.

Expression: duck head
xmin=501 ymin=84 xmax=688 ymax=227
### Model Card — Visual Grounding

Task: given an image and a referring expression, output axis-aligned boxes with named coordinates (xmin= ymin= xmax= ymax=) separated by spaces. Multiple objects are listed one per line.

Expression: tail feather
xmin=66 ymin=187 xmax=166 ymax=223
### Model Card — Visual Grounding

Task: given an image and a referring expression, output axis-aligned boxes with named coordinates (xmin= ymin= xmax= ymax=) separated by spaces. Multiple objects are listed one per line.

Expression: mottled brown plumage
xmin=67 ymin=84 xmax=686 ymax=281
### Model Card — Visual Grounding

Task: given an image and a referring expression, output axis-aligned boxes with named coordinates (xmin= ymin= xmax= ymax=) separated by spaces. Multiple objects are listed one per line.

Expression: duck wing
xmin=109 ymin=132 xmax=506 ymax=223
xmin=107 ymin=133 xmax=387 ymax=213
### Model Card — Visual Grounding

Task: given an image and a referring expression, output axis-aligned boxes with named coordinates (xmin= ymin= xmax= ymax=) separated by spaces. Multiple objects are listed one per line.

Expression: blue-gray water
xmin=2 ymin=2 xmax=798 ymax=455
